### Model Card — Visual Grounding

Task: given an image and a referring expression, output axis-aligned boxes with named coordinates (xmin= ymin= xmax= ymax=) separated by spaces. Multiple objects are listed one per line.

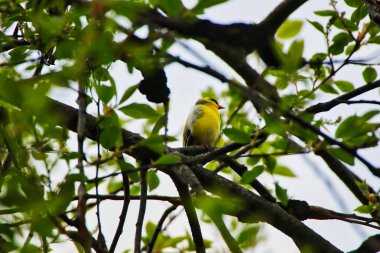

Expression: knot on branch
xmin=139 ymin=67 xmax=170 ymax=103
xmin=283 ymin=199 xmax=310 ymax=221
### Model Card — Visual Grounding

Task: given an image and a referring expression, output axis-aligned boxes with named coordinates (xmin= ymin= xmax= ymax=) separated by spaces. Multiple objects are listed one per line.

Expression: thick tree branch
xmin=259 ymin=0 xmax=308 ymax=36
xmin=316 ymin=149 xmax=375 ymax=205
xmin=350 ymin=234 xmax=380 ymax=253
xmin=0 ymin=95 xmax=344 ymax=252
xmin=140 ymin=10 xmax=260 ymax=51
xmin=190 ymin=164 xmax=342 ymax=252
xmin=0 ymin=39 xmax=30 ymax=52
xmin=364 ymin=0 xmax=380 ymax=27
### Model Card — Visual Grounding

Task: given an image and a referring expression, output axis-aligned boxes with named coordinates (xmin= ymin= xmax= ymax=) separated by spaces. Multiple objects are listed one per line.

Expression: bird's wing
xmin=183 ymin=126 xmax=195 ymax=147
xmin=183 ymin=106 xmax=202 ymax=147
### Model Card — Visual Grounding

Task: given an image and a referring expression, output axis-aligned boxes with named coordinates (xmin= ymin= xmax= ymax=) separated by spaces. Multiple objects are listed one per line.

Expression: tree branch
xmin=147 ymin=204 xmax=179 ymax=253
xmin=350 ymin=234 xmax=380 ymax=253
xmin=169 ymin=170 xmax=206 ymax=253
xmin=0 ymin=39 xmax=30 ymax=52
xmin=305 ymin=80 xmax=380 ymax=113
xmin=75 ymin=77 xmax=92 ymax=253
xmin=259 ymin=0 xmax=308 ymax=36
xmin=316 ymin=149 xmax=375 ymax=205
xmin=205 ymin=211 xmax=243 ymax=253
xmin=0 ymin=95 xmax=344 ymax=252
xmin=134 ymin=168 xmax=148 ymax=253
xmin=190 ymin=164 xmax=342 ymax=253
xmin=109 ymin=158 xmax=131 ymax=253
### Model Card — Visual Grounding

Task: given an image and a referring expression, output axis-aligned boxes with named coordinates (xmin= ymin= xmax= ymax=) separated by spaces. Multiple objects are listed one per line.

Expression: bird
xmin=183 ymin=97 xmax=224 ymax=148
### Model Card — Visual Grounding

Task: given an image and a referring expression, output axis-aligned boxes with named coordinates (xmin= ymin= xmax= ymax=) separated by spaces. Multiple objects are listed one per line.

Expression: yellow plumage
xmin=183 ymin=97 xmax=224 ymax=147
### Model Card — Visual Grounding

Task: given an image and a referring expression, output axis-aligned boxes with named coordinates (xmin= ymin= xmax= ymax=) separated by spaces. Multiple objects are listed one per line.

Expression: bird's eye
xmin=209 ymin=98 xmax=219 ymax=105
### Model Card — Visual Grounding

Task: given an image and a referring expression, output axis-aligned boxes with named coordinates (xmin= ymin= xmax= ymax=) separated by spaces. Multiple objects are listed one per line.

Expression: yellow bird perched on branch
xmin=183 ymin=97 xmax=224 ymax=148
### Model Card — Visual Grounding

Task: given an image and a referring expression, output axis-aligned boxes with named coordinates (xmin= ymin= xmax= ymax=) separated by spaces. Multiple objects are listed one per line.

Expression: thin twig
xmin=109 ymin=157 xmax=131 ymax=253
xmin=95 ymin=98 xmax=105 ymax=246
xmin=76 ymin=77 xmax=91 ymax=252
xmin=170 ymin=172 xmax=206 ymax=253
xmin=134 ymin=168 xmax=148 ymax=253
xmin=239 ymin=150 xmax=311 ymax=158
xmin=306 ymin=80 xmax=380 ymax=113
xmin=147 ymin=204 xmax=179 ymax=253
xmin=73 ymin=194 xmax=181 ymax=204
xmin=41 ymin=235 xmax=49 ymax=253
xmin=22 ymin=230 xmax=34 ymax=250
xmin=338 ymin=99 xmax=380 ymax=105
xmin=206 ymin=212 xmax=243 ymax=253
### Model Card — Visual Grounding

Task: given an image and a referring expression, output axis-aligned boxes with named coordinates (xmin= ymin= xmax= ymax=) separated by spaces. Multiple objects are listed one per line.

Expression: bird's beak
xmin=218 ymin=105 xmax=224 ymax=110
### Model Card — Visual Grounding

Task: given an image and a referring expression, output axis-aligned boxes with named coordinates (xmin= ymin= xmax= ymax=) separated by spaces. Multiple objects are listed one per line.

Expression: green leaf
xmin=119 ymin=103 xmax=161 ymax=119
xmin=118 ymin=159 xmax=139 ymax=182
xmin=154 ymin=0 xmax=183 ymax=16
xmin=354 ymin=204 xmax=372 ymax=214
xmin=151 ymin=115 xmax=166 ymax=136
xmin=275 ymin=182 xmax=289 ymax=206
xmin=357 ymin=180 xmax=370 ymax=197
xmin=314 ymin=10 xmax=337 ymax=17
xmin=264 ymin=156 xmax=277 ymax=173
xmin=246 ymin=156 xmax=260 ymax=166
xmin=154 ymin=154 xmax=181 ymax=165
xmin=110 ymin=1 xmax=146 ymax=18
xmin=363 ymin=67 xmax=377 ymax=83
xmin=275 ymin=77 xmax=289 ymax=90
xmin=145 ymin=221 xmax=156 ymax=239
xmin=351 ymin=4 xmax=367 ymax=25
xmin=277 ymin=20 xmax=303 ymax=39
xmin=286 ymin=40 xmax=304 ymax=72
xmin=107 ymin=178 xmax=123 ymax=193
xmin=273 ymin=165 xmax=296 ymax=177
xmin=335 ymin=114 xmax=375 ymax=139
xmin=329 ymin=147 xmax=355 ymax=165
xmin=344 ymin=0 xmax=362 ymax=8
xmin=100 ymin=126 xmax=122 ymax=149
xmin=328 ymin=42 xmax=345 ymax=55
xmin=241 ymin=165 xmax=265 ymax=184
xmin=51 ymin=178 xmax=75 ymax=215
xmin=368 ymin=35 xmax=380 ymax=44
xmin=223 ymin=128 xmax=250 ymax=144
xmin=192 ymin=0 xmax=229 ymax=15
xmin=335 ymin=80 xmax=355 ymax=92
xmin=263 ymin=114 xmax=287 ymax=136
xmin=95 ymin=84 xmax=115 ymax=104
xmin=130 ymin=185 xmax=141 ymax=195
xmin=31 ymin=216 xmax=54 ymax=237
xmin=94 ymin=67 xmax=110 ymax=81
xmin=362 ymin=110 xmax=380 ymax=121
xmin=319 ymin=82 xmax=339 ymax=94
xmin=333 ymin=18 xmax=357 ymax=31
xmin=119 ymin=84 xmax=139 ymax=105
xmin=329 ymin=33 xmax=352 ymax=56
xmin=9 ymin=46 xmax=28 ymax=63
xmin=138 ymin=135 xmax=166 ymax=154
xmin=147 ymin=171 xmax=160 ymax=191
xmin=20 ymin=244 xmax=40 ymax=253
xmin=345 ymin=44 xmax=356 ymax=55
xmin=332 ymin=32 xmax=353 ymax=44
xmin=307 ymin=20 xmax=324 ymax=33
xmin=236 ymin=225 xmax=260 ymax=248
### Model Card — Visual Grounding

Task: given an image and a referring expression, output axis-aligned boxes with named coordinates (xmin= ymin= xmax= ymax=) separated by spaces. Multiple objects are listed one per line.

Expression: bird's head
xmin=196 ymin=97 xmax=224 ymax=110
